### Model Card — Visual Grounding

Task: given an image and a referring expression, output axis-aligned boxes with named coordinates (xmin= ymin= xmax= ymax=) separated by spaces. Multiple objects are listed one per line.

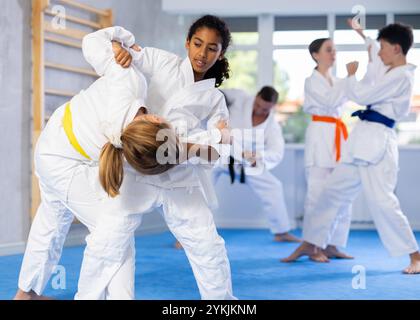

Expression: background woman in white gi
xmin=282 ymin=38 xmax=353 ymax=263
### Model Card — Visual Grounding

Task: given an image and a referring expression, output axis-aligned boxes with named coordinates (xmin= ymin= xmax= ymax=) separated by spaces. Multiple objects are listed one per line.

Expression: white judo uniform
xmin=302 ymin=70 xmax=352 ymax=248
xmin=213 ymin=89 xmax=292 ymax=234
xmin=18 ymin=26 xmax=235 ymax=300
xmin=304 ymin=37 xmax=419 ymax=257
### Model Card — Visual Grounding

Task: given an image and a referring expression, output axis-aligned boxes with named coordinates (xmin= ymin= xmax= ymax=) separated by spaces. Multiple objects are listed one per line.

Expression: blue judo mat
xmin=1 ymin=229 xmax=420 ymax=300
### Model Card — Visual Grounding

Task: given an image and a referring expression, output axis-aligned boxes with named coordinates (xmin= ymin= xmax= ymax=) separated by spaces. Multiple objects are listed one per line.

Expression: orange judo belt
xmin=312 ymin=115 xmax=348 ymax=162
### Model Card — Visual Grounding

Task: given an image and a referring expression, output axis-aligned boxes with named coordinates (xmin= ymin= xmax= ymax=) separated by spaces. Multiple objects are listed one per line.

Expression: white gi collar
xmin=181 ymin=57 xmax=196 ymax=86
xmin=394 ymin=63 xmax=416 ymax=73
xmin=313 ymin=68 xmax=335 ymax=87
xmin=181 ymin=57 xmax=216 ymax=90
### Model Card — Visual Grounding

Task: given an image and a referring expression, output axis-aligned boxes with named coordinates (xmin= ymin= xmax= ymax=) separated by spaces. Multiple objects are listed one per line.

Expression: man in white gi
xmin=214 ymin=87 xmax=300 ymax=243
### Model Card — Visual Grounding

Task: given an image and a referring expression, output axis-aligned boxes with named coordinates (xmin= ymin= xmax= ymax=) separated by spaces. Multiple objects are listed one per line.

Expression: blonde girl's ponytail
xmin=99 ymin=142 xmax=124 ymax=198
xmin=99 ymin=119 xmax=180 ymax=198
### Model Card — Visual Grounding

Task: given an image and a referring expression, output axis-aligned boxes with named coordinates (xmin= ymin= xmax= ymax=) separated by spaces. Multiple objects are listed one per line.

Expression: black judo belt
xmin=228 ymin=156 xmax=246 ymax=184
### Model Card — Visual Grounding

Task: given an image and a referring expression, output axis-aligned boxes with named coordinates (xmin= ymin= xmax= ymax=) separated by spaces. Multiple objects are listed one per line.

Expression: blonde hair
xmin=99 ymin=120 xmax=179 ymax=198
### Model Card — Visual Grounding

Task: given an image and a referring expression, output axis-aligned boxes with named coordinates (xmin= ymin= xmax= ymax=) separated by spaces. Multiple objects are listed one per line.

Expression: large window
xmin=273 ymin=16 xmax=329 ymax=100
xmin=334 ymin=30 xmax=378 ymax=44
xmin=273 ymin=30 xmax=329 ymax=46
xmin=220 ymin=17 xmax=259 ymax=94
xmin=224 ymin=50 xmax=258 ymax=93
xmin=272 ymin=16 xmax=329 ymax=142
xmin=231 ymin=32 xmax=259 ymax=46
xmin=273 ymin=32 xmax=329 ymax=101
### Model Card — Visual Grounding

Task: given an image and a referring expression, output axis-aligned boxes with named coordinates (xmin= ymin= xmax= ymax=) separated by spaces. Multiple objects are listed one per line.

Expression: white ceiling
xmin=162 ymin=0 xmax=420 ymax=16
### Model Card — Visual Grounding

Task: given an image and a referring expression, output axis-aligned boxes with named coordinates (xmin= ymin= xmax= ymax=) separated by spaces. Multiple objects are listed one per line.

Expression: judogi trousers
xmin=303 ymin=167 xmax=352 ymax=248
xmin=304 ymin=143 xmax=418 ymax=257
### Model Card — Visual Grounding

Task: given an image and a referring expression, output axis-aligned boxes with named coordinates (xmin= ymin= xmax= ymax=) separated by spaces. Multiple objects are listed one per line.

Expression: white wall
xmin=0 ymin=0 xmax=32 ymax=257
xmin=162 ymin=0 xmax=420 ymax=15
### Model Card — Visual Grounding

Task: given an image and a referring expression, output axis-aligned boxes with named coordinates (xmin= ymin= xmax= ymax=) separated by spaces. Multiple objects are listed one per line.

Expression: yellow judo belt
xmin=62 ymin=103 xmax=92 ymax=160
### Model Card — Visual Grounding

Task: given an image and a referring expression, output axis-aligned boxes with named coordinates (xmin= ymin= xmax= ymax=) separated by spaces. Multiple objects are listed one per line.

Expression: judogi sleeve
xmin=100 ymin=67 xmax=148 ymax=143
xmin=346 ymin=72 xmax=409 ymax=106
xmin=131 ymin=47 xmax=178 ymax=79
xmin=200 ymin=91 xmax=230 ymax=147
xmin=361 ymin=37 xmax=388 ymax=85
xmin=82 ymin=26 xmax=136 ymax=76
xmin=82 ymin=27 xmax=148 ymax=124
xmin=184 ymin=92 xmax=230 ymax=146
xmin=83 ymin=27 xmax=147 ymax=107
xmin=206 ymin=92 xmax=230 ymax=131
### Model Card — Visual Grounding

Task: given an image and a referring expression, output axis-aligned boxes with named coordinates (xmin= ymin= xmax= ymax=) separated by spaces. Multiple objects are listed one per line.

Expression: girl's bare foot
xmin=274 ymin=232 xmax=302 ymax=243
xmin=281 ymin=241 xmax=317 ymax=262
xmin=174 ymin=240 xmax=183 ymax=250
xmin=309 ymin=249 xmax=330 ymax=263
xmin=403 ymin=252 xmax=420 ymax=274
xmin=324 ymin=245 xmax=354 ymax=259
xmin=13 ymin=289 xmax=53 ymax=300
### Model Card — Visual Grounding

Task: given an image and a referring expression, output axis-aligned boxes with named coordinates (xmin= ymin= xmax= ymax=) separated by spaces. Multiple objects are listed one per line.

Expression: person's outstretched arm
xmin=347 ymin=18 xmax=386 ymax=83
xmin=176 ymin=142 xmax=220 ymax=164
xmin=345 ymin=61 xmax=407 ymax=106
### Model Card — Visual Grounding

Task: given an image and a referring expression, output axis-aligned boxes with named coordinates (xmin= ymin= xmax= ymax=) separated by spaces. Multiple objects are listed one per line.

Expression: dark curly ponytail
xmin=187 ymin=15 xmax=232 ymax=87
